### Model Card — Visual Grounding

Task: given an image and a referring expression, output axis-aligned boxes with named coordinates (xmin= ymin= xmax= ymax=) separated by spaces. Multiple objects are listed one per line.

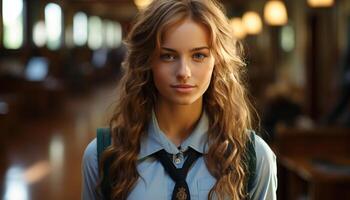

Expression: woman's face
xmin=151 ymin=18 xmax=215 ymax=106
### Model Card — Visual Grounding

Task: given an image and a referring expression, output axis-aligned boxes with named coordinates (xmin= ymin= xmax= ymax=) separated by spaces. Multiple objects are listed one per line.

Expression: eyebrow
xmin=161 ymin=46 xmax=210 ymax=52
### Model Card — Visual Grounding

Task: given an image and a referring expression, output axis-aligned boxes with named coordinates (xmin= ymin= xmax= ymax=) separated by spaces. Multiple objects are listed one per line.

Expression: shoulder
xmin=82 ymin=138 xmax=98 ymax=171
xmin=249 ymin=132 xmax=278 ymax=200
xmin=253 ymin=133 xmax=276 ymax=166
xmin=82 ymin=138 xmax=100 ymax=199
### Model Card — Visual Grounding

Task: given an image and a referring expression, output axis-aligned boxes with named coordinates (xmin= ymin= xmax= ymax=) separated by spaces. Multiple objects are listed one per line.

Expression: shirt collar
xmin=138 ymin=110 xmax=209 ymax=160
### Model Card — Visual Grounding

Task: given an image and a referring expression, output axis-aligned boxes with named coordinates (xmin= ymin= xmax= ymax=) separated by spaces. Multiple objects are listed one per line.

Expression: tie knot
xmin=174 ymin=169 xmax=186 ymax=181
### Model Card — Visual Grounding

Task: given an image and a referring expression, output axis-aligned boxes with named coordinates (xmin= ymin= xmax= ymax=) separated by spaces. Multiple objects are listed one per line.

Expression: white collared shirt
xmin=82 ymin=111 xmax=277 ymax=200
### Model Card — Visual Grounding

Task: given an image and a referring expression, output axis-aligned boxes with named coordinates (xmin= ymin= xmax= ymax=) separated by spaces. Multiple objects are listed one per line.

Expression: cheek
xmin=193 ymin=65 xmax=214 ymax=91
xmin=205 ymin=57 xmax=215 ymax=76
xmin=200 ymin=63 xmax=215 ymax=90
xmin=201 ymin=62 xmax=215 ymax=82
xmin=151 ymin=65 xmax=170 ymax=89
xmin=205 ymin=67 xmax=214 ymax=86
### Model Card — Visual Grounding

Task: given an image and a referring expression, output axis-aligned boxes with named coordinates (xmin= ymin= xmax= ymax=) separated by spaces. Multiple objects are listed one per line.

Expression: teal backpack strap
xmin=96 ymin=128 xmax=112 ymax=165
xmin=225 ymin=131 xmax=256 ymax=199
xmin=246 ymin=131 xmax=257 ymax=192
xmin=96 ymin=128 xmax=113 ymax=199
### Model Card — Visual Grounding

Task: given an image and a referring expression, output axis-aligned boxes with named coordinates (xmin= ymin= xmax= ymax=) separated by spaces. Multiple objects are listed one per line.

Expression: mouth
xmin=170 ymin=84 xmax=196 ymax=93
xmin=171 ymin=84 xmax=196 ymax=88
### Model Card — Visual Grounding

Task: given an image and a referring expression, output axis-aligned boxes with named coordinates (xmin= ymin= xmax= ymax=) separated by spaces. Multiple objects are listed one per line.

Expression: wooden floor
xmin=0 ymin=83 xmax=118 ymax=200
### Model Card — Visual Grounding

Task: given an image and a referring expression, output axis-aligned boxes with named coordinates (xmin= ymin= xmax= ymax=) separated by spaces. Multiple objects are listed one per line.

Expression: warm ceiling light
xmin=229 ymin=18 xmax=247 ymax=39
xmin=264 ymin=0 xmax=288 ymax=26
xmin=242 ymin=12 xmax=262 ymax=35
xmin=307 ymin=0 xmax=334 ymax=7
xmin=134 ymin=0 xmax=152 ymax=10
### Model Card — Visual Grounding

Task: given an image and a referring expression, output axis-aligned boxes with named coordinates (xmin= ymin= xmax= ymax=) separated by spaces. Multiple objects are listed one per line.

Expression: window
xmin=103 ymin=21 xmax=122 ymax=48
xmin=45 ymin=3 xmax=62 ymax=50
xmin=113 ymin=22 xmax=122 ymax=48
xmin=2 ymin=0 xmax=24 ymax=49
xmin=88 ymin=16 xmax=103 ymax=50
xmin=33 ymin=21 xmax=47 ymax=47
xmin=281 ymin=25 xmax=295 ymax=52
xmin=73 ymin=12 xmax=88 ymax=46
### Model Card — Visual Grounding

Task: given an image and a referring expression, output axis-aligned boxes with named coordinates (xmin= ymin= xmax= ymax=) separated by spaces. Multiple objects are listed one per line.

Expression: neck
xmin=155 ymin=98 xmax=203 ymax=146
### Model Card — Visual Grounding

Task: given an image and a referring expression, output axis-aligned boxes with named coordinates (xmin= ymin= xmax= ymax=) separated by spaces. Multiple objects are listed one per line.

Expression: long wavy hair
xmin=99 ymin=0 xmax=254 ymax=199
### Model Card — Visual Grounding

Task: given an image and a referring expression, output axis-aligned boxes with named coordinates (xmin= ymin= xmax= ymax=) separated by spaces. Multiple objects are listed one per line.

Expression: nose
xmin=176 ymin=58 xmax=191 ymax=81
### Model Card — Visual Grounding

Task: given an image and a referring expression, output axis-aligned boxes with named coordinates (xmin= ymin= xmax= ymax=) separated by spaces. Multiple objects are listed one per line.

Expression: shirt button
xmin=174 ymin=157 xmax=181 ymax=164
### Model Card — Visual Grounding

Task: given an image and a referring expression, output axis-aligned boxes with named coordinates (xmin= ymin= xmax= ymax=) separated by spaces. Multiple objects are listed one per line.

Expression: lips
xmin=171 ymin=84 xmax=196 ymax=88
xmin=171 ymin=84 xmax=196 ymax=93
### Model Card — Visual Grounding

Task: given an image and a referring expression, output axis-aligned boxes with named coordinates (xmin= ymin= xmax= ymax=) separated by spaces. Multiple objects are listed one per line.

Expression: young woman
xmin=82 ymin=0 xmax=277 ymax=200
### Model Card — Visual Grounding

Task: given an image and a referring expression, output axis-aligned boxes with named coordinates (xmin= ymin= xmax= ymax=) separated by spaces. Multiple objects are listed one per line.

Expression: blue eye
xmin=193 ymin=53 xmax=207 ymax=61
xmin=160 ymin=54 xmax=176 ymax=61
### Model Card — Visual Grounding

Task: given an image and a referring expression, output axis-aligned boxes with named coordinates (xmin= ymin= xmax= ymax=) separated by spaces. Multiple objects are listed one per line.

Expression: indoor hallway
xmin=0 ymin=82 xmax=118 ymax=200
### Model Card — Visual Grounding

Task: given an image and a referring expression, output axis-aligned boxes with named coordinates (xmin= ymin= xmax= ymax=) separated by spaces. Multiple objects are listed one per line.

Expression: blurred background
xmin=0 ymin=0 xmax=349 ymax=199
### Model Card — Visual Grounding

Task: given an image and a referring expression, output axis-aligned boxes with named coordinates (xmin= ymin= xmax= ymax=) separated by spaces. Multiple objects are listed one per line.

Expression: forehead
xmin=161 ymin=18 xmax=211 ymax=50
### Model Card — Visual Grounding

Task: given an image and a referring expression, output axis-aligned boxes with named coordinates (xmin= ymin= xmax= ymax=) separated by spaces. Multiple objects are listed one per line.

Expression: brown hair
xmin=99 ymin=0 xmax=254 ymax=199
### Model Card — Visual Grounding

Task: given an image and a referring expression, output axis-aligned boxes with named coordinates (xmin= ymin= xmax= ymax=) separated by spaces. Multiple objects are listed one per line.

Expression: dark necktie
xmin=154 ymin=148 xmax=202 ymax=200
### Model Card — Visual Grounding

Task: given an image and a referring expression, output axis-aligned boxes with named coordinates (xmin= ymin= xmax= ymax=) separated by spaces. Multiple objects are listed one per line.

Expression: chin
xmin=167 ymin=96 xmax=201 ymax=106
xmin=174 ymin=100 xmax=196 ymax=105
